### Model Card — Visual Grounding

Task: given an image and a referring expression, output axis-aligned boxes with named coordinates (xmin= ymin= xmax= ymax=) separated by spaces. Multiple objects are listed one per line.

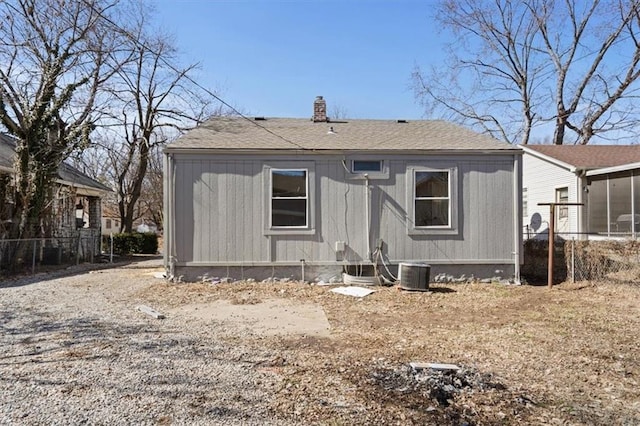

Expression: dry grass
xmin=138 ymin=280 xmax=640 ymax=425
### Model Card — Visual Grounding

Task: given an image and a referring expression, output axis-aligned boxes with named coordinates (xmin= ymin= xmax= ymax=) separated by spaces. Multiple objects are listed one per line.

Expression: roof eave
xmin=164 ymin=147 xmax=521 ymax=156
xmin=520 ymin=145 xmax=579 ymax=172
xmin=56 ymin=179 xmax=112 ymax=196
xmin=586 ymin=161 xmax=640 ymax=177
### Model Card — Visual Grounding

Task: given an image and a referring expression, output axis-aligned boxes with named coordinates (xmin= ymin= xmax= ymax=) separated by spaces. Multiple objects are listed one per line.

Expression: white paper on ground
xmin=330 ymin=286 xmax=376 ymax=297
xmin=409 ymin=362 xmax=461 ymax=371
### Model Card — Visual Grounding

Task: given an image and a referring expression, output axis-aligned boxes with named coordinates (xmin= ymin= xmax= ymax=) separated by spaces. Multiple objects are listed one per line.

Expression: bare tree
xmin=139 ymin=147 xmax=164 ymax=231
xmin=531 ymin=0 xmax=640 ymax=144
xmin=97 ymin=27 xmax=223 ymax=233
xmin=0 ymin=0 xmax=131 ymax=243
xmin=414 ymin=0 xmax=640 ymax=145
xmin=330 ymin=104 xmax=350 ymax=120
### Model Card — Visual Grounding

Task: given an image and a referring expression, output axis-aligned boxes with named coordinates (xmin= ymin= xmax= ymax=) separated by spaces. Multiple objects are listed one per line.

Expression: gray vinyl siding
xmin=169 ymin=153 xmax=518 ymax=266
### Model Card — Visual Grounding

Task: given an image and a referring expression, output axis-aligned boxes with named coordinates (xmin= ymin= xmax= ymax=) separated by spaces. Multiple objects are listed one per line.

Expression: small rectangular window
xmin=352 ymin=160 xmax=383 ymax=173
xmin=271 ymin=169 xmax=308 ymax=227
xmin=415 ymin=170 xmax=450 ymax=227
xmin=556 ymin=187 xmax=569 ymax=219
xmin=106 ymin=219 xmax=111 ymax=229
xmin=523 ymin=187 xmax=528 ymax=217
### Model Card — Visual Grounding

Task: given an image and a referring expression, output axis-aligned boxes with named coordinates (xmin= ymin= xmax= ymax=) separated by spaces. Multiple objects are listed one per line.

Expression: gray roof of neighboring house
xmin=167 ymin=117 xmax=518 ymax=152
xmin=0 ymin=133 xmax=111 ymax=193
xmin=523 ymin=144 xmax=640 ymax=169
xmin=0 ymin=133 xmax=16 ymax=171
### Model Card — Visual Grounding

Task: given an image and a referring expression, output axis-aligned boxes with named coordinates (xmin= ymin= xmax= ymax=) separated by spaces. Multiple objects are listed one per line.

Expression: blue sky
xmin=154 ymin=0 xmax=445 ymax=120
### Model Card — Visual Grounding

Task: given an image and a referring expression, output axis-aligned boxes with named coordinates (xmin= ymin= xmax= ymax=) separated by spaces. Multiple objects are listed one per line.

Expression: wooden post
xmin=538 ymin=202 xmax=583 ymax=289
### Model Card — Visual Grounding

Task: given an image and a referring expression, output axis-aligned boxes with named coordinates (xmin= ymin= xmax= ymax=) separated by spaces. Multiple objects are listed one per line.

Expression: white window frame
xmin=263 ymin=162 xmax=316 ymax=235
xmin=352 ymin=160 xmax=383 ymax=173
xmin=407 ymin=166 xmax=458 ymax=235
xmin=347 ymin=157 xmax=389 ymax=180
xmin=556 ymin=186 xmax=569 ymax=219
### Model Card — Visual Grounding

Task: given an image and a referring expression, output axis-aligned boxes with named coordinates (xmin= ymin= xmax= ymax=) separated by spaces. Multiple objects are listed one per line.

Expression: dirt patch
xmin=168 ymin=298 xmax=331 ymax=337
xmin=136 ymin=279 xmax=640 ymax=424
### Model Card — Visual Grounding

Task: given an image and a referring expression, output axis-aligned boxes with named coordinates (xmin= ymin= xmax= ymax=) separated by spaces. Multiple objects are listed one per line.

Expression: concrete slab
xmin=168 ymin=298 xmax=331 ymax=337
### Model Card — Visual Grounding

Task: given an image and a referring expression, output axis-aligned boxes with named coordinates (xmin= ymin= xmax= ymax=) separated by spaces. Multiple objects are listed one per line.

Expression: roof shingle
xmin=524 ymin=145 xmax=640 ymax=169
xmin=167 ymin=117 xmax=517 ymax=151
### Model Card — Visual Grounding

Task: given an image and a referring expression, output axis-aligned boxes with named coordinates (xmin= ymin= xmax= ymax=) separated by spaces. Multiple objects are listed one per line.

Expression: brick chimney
xmin=313 ymin=96 xmax=327 ymax=122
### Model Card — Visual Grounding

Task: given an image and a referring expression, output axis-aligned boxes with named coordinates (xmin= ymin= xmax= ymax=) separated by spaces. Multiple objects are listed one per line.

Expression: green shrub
xmin=108 ymin=232 xmax=158 ymax=255
xmin=139 ymin=232 xmax=158 ymax=254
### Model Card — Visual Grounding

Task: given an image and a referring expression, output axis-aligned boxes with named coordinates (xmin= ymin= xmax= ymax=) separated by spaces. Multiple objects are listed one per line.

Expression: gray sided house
xmin=522 ymin=145 xmax=640 ymax=240
xmin=164 ymin=99 xmax=523 ymax=282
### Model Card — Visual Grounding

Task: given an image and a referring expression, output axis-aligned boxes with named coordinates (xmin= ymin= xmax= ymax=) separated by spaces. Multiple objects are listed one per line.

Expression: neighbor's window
xmin=556 ymin=187 xmax=569 ymax=219
xmin=414 ymin=170 xmax=450 ymax=227
xmin=352 ymin=160 xmax=383 ymax=173
xmin=106 ymin=219 xmax=112 ymax=229
xmin=271 ymin=169 xmax=308 ymax=227
xmin=523 ymin=187 xmax=528 ymax=217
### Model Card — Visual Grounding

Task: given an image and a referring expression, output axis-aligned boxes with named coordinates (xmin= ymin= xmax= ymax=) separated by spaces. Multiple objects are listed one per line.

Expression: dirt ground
xmin=137 ymin=277 xmax=640 ymax=425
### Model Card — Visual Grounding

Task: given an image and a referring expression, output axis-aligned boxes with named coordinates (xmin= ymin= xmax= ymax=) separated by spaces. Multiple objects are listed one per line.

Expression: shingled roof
xmin=0 ymin=133 xmax=111 ymax=193
xmin=167 ymin=117 xmax=517 ymax=152
xmin=523 ymin=144 xmax=640 ymax=169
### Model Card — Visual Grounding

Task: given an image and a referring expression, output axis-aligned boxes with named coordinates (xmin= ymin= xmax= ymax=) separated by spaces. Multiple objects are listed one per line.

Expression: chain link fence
xmin=523 ymin=237 xmax=640 ymax=284
xmin=0 ymin=231 xmax=102 ymax=275
xmin=566 ymin=239 xmax=640 ymax=284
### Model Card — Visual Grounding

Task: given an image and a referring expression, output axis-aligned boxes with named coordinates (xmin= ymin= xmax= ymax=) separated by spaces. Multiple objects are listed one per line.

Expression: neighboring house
xmin=522 ymin=145 xmax=640 ymax=240
xmin=101 ymin=203 xmax=121 ymax=236
xmin=163 ymin=97 xmax=523 ymax=282
xmin=1 ymin=133 xmax=111 ymax=252
xmin=101 ymin=200 xmax=160 ymax=236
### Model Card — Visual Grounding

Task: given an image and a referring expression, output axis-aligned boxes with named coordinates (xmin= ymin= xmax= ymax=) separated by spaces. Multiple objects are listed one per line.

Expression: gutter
xmin=586 ymin=161 xmax=640 ymax=176
xmin=164 ymin=147 xmax=523 ymax=157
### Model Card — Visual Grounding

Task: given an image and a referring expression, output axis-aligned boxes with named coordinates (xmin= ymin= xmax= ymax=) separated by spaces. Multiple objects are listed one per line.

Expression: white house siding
xmin=522 ymin=152 xmax=581 ymax=239
xmin=166 ymin=153 xmax=519 ymax=279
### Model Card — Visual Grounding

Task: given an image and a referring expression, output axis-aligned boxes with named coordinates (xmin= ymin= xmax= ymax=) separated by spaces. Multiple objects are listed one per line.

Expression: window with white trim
xmin=271 ymin=169 xmax=308 ymax=228
xmin=352 ymin=160 xmax=383 ymax=173
xmin=414 ymin=170 xmax=450 ymax=227
xmin=556 ymin=187 xmax=569 ymax=219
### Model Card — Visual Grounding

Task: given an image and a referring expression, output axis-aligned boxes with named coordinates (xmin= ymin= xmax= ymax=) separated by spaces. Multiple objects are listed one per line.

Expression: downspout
xmin=165 ymin=152 xmax=177 ymax=279
xmin=513 ymin=153 xmax=522 ymax=283
xmin=606 ymin=176 xmax=611 ymax=237
xmin=576 ymin=169 xmax=585 ymax=240
xmin=365 ymin=174 xmax=371 ymax=261
xmin=631 ymin=171 xmax=636 ymax=238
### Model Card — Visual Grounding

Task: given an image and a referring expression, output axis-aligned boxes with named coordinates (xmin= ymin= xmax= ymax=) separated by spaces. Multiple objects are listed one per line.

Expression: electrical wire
xmin=87 ymin=5 xmax=310 ymax=152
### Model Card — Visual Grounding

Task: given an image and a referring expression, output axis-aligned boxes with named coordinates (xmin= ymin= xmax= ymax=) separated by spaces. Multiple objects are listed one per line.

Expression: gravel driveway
xmin=4 ymin=261 xmax=640 ymax=425
xmin=0 ymin=261 xmax=292 ymax=425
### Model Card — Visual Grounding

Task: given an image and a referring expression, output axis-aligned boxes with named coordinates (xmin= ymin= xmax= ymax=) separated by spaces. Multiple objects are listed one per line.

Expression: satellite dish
xmin=530 ymin=212 xmax=542 ymax=232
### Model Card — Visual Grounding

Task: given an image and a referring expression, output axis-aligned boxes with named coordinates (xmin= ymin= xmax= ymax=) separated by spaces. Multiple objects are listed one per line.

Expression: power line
xmin=90 ymin=3 xmax=310 ymax=151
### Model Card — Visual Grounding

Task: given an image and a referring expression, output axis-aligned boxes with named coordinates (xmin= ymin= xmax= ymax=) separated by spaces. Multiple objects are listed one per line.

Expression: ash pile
xmin=370 ymin=363 xmax=506 ymax=407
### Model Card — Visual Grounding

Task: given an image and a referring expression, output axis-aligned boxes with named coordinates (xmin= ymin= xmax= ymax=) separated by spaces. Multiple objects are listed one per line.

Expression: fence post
xmin=31 ymin=240 xmax=36 ymax=274
xmin=90 ymin=235 xmax=94 ymax=263
xmin=76 ymin=234 xmax=81 ymax=265
xmin=571 ymin=238 xmax=575 ymax=283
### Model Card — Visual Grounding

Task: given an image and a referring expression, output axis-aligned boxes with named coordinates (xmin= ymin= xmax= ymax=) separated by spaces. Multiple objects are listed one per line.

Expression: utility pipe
xmin=364 ymin=175 xmax=371 ymax=261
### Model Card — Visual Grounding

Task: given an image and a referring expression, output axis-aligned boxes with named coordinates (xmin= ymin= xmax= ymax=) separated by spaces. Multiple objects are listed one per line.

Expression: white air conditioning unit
xmin=398 ymin=262 xmax=430 ymax=291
